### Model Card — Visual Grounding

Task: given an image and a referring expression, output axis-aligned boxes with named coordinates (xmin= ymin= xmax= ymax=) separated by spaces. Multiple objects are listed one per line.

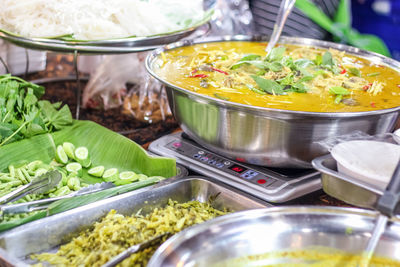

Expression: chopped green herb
xmin=250 ymin=75 xmax=285 ymax=95
xmin=322 ymin=51 xmax=334 ymax=67
xmin=266 ymin=47 xmax=286 ymax=62
xmin=314 ymin=54 xmax=323 ymax=65
xmin=239 ymin=54 xmax=261 ymax=62
xmin=214 ymin=93 xmax=230 ymax=101
xmin=329 ymin=86 xmax=350 ymax=95
xmin=366 ymin=72 xmax=381 ymax=77
xmin=349 ymin=67 xmax=361 ymax=77
xmin=246 ymin=84 xmax=266 ymax=95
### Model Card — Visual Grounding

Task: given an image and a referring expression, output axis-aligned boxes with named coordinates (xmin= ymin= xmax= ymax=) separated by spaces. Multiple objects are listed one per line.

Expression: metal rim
xmin=149 ymin=205 xmax=400 ymax=265
xmin=146 ymin=35 xmax=400 ymax=118
xmin=311 ymin=154 xmax=382 ymax=195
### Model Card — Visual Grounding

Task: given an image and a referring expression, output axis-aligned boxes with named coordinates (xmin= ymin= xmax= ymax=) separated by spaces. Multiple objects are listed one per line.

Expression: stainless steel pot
xmin=146 ymin=36 xmax=400 ymax=168
xmin=148 ymin=206 xmax=400 ymax=267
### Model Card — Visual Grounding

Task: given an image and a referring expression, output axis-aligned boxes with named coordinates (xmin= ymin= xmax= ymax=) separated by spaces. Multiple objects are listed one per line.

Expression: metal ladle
xmin=265 ymin=0 xmax=296 ymax=54
xmin=360 ymin=157 xmax=400 ymax=267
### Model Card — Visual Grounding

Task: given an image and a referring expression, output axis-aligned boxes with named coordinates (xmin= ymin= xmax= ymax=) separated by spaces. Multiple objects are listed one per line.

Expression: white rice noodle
xmin=0 ymin=0 xmax=204 ymax=40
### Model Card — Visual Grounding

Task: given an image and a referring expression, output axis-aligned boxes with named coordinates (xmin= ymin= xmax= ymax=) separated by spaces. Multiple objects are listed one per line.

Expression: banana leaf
xmin=51 ymin=120 xmax=176 ymax=184
xmin=0 ymin=178 xmax=159 ymax=232
xmin=0 ymin=120 xmax=176 ymax=184
xmin=0 ymin=133 xmax=55 ymax=172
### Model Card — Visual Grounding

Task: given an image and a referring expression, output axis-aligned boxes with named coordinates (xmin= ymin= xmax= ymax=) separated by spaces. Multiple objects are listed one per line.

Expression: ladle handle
xmin=265 ymin=0 xmax=296 ymax=54
xmin=376 ymin=158 xmax=400 ymax=217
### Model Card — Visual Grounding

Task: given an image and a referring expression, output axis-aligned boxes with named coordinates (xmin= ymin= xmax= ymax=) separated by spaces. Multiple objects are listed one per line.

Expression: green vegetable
xmin=0 ymin=75 xmax=72 ymax=147
xmin=266 ymin=47 xmax=286 ymax=62
xmin=349 ymin=67 xmax=361 ymax=77
xmin=114 ymin=171 xmax=139 ymax=185
xmin=250 ymin=75 xmax=285 ymax=95
xmin=103 ymin=168 xmax=119 ymax=182
xmin=88 ymin=166 xmax=105 ymax=177
xmin=65 ymin=162 xmax=82 ymax=176
xmin=55 ymin=145 xmax=68 ymax=165
xmin=74 ymin=146 xmax=91 ymax=168
xmin=62 ymin=142 xmax=75 ymax=160
xmin=366 ymin=72 xmax=381 ymax=77
xmin=214 ymin=93 xmax=230 ymax=101
xmin=329 ymin=86 xmax=350 ymax=104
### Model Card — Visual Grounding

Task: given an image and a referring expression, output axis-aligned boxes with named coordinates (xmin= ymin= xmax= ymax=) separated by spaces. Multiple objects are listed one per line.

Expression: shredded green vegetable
xmin=32 ymin=199 xmax=229 ymax=267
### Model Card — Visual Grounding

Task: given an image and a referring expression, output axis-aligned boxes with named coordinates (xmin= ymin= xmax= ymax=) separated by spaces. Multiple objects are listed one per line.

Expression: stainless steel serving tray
xmin=312 ymin=154 xmax=384 ymax=209
xmin=0 ymin=176 xmax=269 ymax=266
xmin=148 ymin=206 xmax=400 ymax=266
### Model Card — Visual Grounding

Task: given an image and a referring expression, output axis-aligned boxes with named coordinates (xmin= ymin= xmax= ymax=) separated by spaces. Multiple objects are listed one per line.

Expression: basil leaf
xmin=329 ymin=86 xmax=350 ymax=95
xmin=239 ymin=54 xmax=262 ymax=62
xmin=349 ymin=67 xmax=361 ymax=77
xmin=314 ymin=54 xmax=323 ymax=65
xmin=322 ymin=51 xmax=334 ymax=67
xmin=250 ymin=75 xmax=285 ymax=95
xmin=266 ymin=47 xmax=286 ymax=62
xmin=277 ymin=73 xmax=294 ymax=86
xmin=231 ymin=60 xmax=266 ymax=70
xmin=291 ymin=83 xmax=309 ymax=93
xmin=246 ymin=84 xmax=267 ymax=95
xmin=281 ymin=56 xmax=295 ymax=69
xmin=298 ymin=75 xmax=314 ymax=83
xmin=294 ymin=59 xmax=314 ymax=69
xmin=267 ymin=61 xmax=283 ymax=72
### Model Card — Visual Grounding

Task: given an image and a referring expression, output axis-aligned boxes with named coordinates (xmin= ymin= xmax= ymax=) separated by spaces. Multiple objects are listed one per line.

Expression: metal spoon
xmin=265 ymin=0 xmax=296 ymax=54
xmin=360 ymin=157 xmax=400 ymax=267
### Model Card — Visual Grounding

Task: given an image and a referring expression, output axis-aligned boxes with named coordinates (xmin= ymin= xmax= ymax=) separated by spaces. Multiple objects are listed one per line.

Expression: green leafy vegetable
xmin=250 ymin=75 xmax=285 ymax=95
xmin=266 ymin=47 xmax=286 ymax=62
xmin=322 ymin=51 xmax=334 ymax=67
xmin=329 ymin=86 xmax=350 ymax=104
xmin=349 ymin=67 xmax=361 ymax=77
xmin=0 ymin=75 xmax=72 ymax=147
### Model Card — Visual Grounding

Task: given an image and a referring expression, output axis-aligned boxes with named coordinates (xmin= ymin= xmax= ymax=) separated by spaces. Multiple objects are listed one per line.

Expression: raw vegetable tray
xmin=0 ymin=176 xmax=269 ymax=266
xmin=0 ymin=120 xmax=184 ymax=231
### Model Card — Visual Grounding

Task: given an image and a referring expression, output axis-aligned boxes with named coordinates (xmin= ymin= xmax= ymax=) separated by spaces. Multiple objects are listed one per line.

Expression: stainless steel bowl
xmin=148 ymin=206 xmax=400 ymax=267
xmin=146 ymin=35 xmax=400 ymax=168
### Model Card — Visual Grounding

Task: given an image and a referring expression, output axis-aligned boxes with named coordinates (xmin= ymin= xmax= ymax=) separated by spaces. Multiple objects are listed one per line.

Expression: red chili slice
xmin=370 ymin=102 xmax=376 ymax=108
xmin=211 ymin=67 xmax=229 ymax=75
xmin=189 ymin=74 xmax=209 ymax=78
xmin=340 ymin=69 xmax=347 ymax=74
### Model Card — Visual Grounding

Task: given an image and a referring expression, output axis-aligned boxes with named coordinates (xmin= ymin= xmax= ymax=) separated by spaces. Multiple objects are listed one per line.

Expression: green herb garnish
xmin=329 ymin=86 xmax=350 ymax=104
xmin=366 ymin=72 xmax=381 ymax=77
xmin=349 ymin=67 xmax=361 ymax=77
xmin=250 ymin=75 xmax=285 ymax=95
xmin=214 ymin=93 xmax=230 ymax=101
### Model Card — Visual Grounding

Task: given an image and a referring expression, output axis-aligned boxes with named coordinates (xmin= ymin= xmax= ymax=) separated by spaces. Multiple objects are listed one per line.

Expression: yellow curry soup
xmin=154 ymin=41 xmax=400 ymax=112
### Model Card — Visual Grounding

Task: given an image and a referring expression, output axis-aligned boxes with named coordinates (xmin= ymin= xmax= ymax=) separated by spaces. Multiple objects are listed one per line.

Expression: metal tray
xmin=149 ymin=206 xmax=400 ymax=266
xmin=0 ymin=176 xmax=269 ymax=266
xmin=312 ymin=154 xmax=383 ymax=209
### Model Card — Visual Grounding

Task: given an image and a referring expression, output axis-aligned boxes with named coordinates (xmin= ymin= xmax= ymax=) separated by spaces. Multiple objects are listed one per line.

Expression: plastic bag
xmin=81 ymin=0 xmax=255 ymax=123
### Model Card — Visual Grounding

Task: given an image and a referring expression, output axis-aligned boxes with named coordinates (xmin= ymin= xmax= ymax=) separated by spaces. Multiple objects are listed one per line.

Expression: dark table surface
xmin=25 ymin=52 xmax=351 ymax=208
